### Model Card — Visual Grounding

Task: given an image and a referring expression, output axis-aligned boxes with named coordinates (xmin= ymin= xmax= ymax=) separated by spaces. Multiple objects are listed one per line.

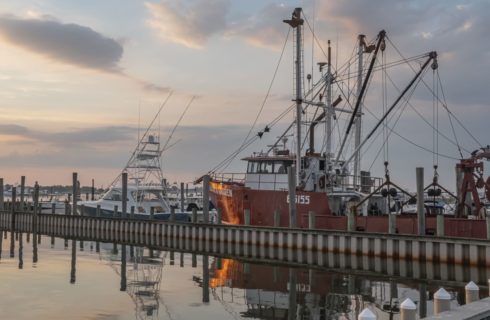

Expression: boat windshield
xmin=247 ymin=160 xmax=291 ymax=174
xmin=102 ymin=189 xmax=126 ymax=201
xmin=132 ymin=190 xmax=163 ymax=202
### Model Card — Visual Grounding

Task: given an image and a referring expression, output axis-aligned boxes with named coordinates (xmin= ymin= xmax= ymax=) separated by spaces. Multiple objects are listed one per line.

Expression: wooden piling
xmin=308 ymin=211 xmax=315 ymax=229
xmin=0 ymin=178 xmax=4 ymax=210
xmin=202 ymin=175 xmax=210 ymax=223
xmin=244 ymin=209 xmax=251 ymax=226
xmin=180 ymin=182 xmax=185 ymax=212
xmin=170 ymin=207 xmax=175 ymax=222
xmin=121 ymin=172 xmax=127 ymax=219
xmin=288 ymin=166 xmax=297 ymax=228
xmin=274 ymin=209 xmax=280 ymax=227
xmin=192 ymin=207 xmax=197 ymax=223
xmin=91 ymin=179 xmax=95 ymax=201
xmin=437 ymin=214 xmax=445 ymax=237
xmin=150 ymin=207 xmax=154 ymax=220
xmin=389 ymin=213 xmax=396 ymax=234
xmin=416 ymin=167 xmax=425 ymax=235
xmin=72 ymin=172 xmax=78 ymax=216
xmin=216 ymin=208 xmax=222 ymax=224
xmin=96 ymin=205 xmax=101 ymax=217
xmin=113 ymin=205 xmax=118 ymax=218
xmin=20 ymin=176 xmax=25 ymax=211
xmin=130 ymin=206 xmax=135 ymax=219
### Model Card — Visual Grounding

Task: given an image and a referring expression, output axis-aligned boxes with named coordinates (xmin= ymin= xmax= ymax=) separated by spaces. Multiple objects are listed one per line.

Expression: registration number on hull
xmin=286 ymin=194 xmax=310 ymax=205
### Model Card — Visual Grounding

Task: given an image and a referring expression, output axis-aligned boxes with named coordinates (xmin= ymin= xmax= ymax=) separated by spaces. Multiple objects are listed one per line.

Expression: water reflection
xmin=0 ymin=231 xmax=488 ymax=319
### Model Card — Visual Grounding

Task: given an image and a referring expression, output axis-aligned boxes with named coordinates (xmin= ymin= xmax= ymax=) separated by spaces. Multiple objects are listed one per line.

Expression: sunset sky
xmin=0 ymin=0 xmax=488 ymax=190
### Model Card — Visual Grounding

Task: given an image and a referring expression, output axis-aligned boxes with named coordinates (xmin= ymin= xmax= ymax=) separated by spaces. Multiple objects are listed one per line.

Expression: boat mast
xmin=354 ymin=35 xmax=366 ymax=190
xmin=325 ymin=40 xmax=333 ymax=163
xmin=284 ymin=8 xmax=304 ymax=185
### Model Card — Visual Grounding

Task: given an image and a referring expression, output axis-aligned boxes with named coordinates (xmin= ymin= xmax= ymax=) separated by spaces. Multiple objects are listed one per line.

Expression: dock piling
xmin=0 ymin=178 xmax=3 ymax=210
xmin=180 ymin=182 xmax=185 ymax=213
xmin=308 ymin=211 xmax=316 ymax=229
xmin=486 ymin=215 xmax=490 ymax=240
xmin=150 ymin=207 xmax=154 ymax=220
xmin=416 ymin=167 xmax=425 ymax=235
xmin=288 ymin=166 xmax=297 ymax=228
xmin=20 ymin=176 xmax=25 ymax=211
xmin=170 ymin=207 xmax=175 ymax=222
xmin=96 ymin=205 xmax=101 ymax=217
xmin=274 ymin=209 xmax=280 ymax=227
xmin=388 ymin=213 xmax=396 ymax=234
xmin=202 ymin=175 xmax=210 ymax=223
xmin=437 ymin=214 xmax=444 ymax=236
xmin=121 ymin=172 xmax=127 ymax=219
xmin=217 ymin=208 xmax=222 ymax=224
xmin=72 ymin=172 xmax=78 ymax=216
xmin=191 ymin=207 xmax=197 ymax=223
xmin=244 ymin=209 xmax=251 ymax=226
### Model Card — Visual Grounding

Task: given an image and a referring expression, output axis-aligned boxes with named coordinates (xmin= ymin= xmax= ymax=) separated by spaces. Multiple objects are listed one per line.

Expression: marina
xmin=0 ymin=1 xmax=489 ymax=319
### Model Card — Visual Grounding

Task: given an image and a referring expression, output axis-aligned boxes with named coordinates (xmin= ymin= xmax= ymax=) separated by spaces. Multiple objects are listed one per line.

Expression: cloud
xmin=145 ymin=0 xmax=230 ymax=49
xmin=0 ymin=14 xmax=123 ymax=72
xmin=226 ymin=3 xmax=292 ymax=50
xmin=0 ymin=124 xmax=30 ymax=135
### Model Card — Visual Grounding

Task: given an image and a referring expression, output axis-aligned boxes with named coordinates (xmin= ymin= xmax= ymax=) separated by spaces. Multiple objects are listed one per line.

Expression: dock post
xmin=121 ymin=172 xmax=127 ymax=219
xmin=358 ymin=308 xmax=376 ymax=320
xmin=244 ymin=209 xmax=251 ymax=225
xmin=434 ymin=287 xmax=451 ymax=315
xmin=113 ymin=205 xmax=118 ymax=218
xmin=11 ymin=187 xmax=17 ymax=230
xmin=465 ymin=281 xmax=479 ymax=304
xmin=192 ymin=207 xmax=197 ymax=223
xmin=202 ymin=255 xmax=209 ymax=303
xmin=150 ymin=207 xmax=154 ymax=220
xmin=347 ymin=209 xmax=355 ymax=232
xmin=96 ymin=205 xmax=101 ymax=217
xmin=65 ymin=202 xmax=71 ymax=215
xmin=486 ymin=215 xmax=490 ymax=240
xmin=400 ymin=298 xmax=416 ymax=320
xmin=308 ymin=211 xmax=316 ymax=229
xmin=20 ymin=175 xmax=25 ymax=211
xmin=0 ymin=178 xmax=4 ymax=210
xmin=437 ymin=214 xmax=445 ymax=236
xmin=170 ymin=207 xmax=175 ymax=222
xmin=202 ymin=175 xmax=210 ymax=223
xmin=274 ymin=209 xmax=280 ymax=227
xmin=91 ymin=179 xmax=95 ymax=201
xmin=130 ymin=206 xmax=135 ymax=219
xmin=217 ymin=207 xmax=222 ymax=224
xmin=85 ymin=193 xmax=89 ymax=201
xmin=32 ymin=182 xmax=39 ymax=235
xmin=416 ymin=167 xmax=425 ymax=235
xmin=72 ymin=172 xmax=78 ymax=216
xmin=180 ymin=182 xmax=185 ymax=212
xmin=51 ymin=203 xmax=56 ymax=214
xmin=388 ymin=213 xmax=396 ymax=234
xmin=120 ymin=245 xmax=127 ymax=291
xmin=288 ymin=166 xmax=297 ymax=228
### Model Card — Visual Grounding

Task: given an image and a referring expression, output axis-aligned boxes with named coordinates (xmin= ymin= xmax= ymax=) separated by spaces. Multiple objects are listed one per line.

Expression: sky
xmin=0 ymin=0 xmax=488 ymax=191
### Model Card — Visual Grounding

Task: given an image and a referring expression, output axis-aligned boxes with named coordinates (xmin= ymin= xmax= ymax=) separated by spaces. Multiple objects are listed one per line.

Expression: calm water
xmin=0 ymin=231 xmax=486 ymax=320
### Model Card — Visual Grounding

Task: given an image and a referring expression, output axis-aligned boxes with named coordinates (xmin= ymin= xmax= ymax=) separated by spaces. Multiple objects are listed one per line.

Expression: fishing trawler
xmin=208 ymin=8 xmax=490 ymax=237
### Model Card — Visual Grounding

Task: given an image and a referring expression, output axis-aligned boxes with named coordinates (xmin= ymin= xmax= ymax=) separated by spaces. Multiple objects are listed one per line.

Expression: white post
xmin=308 ymin=211 xmax=315 ymax=229
xmin=388 ymin=213 xmax=396 ymax=234
xmin=358 ymin=308 xmax=376 ymax=320
xmin=434 ymin=288 xmax=451 ymax=315
xmin=465 ymin=281 xmax=479 ymax=304
xmin=400 ymin=298 xmax=416 ymax=320
xmin=202 ymin=175 xmax=210 ymax=223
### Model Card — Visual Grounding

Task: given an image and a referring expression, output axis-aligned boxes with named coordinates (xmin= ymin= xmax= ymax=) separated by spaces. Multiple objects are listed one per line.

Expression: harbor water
xmin=0 ymin=232 xmax=488 ymax=319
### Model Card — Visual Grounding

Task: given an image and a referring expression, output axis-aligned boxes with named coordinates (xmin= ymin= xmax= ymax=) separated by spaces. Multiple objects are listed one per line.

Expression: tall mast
xmin=354 ymin=35 xmax=366 ymax=190
xmin=326 ymin=40 xmax=333 ymax=163
xmin=284 ymin=8 xmax=304 ymax=185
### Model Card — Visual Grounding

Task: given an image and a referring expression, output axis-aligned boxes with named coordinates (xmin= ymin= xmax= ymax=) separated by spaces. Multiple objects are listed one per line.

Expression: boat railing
xmin=330 ymin=174 xmax=384 ymax=194
xmin=211 ymin=173 xmax=246 ymax=184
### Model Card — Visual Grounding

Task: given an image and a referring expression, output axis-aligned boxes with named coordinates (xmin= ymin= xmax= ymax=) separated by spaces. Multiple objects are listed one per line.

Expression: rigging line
xmin=437 ymin=72 xmax=463 ymax=158
xmin=160 ymin=95 xmax=195 ymax=157
xmin=433 ymin=68 xmax=436 ymax=166
xmin=384 ymin=71 xmax=471 ymax=154
xmin=437 ymin=71 xmax=482 ymax=149
xmin=220 ymin=28 xmax=291 ymax=172
xmin=367 ymin=75 xmax=420 ymax=171
xmin=109 ymin=91 xmax=173 ymax=187
xmin=387 ymin=36 xmax=483 ymax=148
xmin=362 ymin=73 xmax=459 ymax=160
xmin=303 ymin=14 xmax=328 ymax=60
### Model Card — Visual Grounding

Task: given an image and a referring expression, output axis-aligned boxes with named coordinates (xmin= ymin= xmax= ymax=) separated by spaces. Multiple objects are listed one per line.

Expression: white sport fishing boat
xmin=79 ymin=99 xmax=193 ymax=221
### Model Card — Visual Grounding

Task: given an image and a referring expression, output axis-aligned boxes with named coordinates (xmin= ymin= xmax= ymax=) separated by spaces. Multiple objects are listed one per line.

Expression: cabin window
xmin=257 ymin=161 xmax=274 ymax=173
xmin=247 ymin=162 xmax=256 ymax=173
xmin=103 ymin=190 xmax=122 ymax=201
xmin=132 ymin=190 xmax=162 ymax=202
xmin=319 ymin=159 xmax=325 ymax=171
xmin=273 ymin=161 xmax=287 ymax=174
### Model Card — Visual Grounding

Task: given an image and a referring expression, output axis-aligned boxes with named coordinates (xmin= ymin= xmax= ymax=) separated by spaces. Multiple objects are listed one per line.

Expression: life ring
xmin=319 ymin=175 xmax=326 ymax=189
xmin=486 ymin=176 xmax=490 ymax=201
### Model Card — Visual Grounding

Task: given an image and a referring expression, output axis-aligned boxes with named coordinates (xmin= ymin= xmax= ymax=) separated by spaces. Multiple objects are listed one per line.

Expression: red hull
xmin=210 ymin=180 xmax=332 ymax=228
xmin=209 ymin=180 xmax=488 ymax=238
